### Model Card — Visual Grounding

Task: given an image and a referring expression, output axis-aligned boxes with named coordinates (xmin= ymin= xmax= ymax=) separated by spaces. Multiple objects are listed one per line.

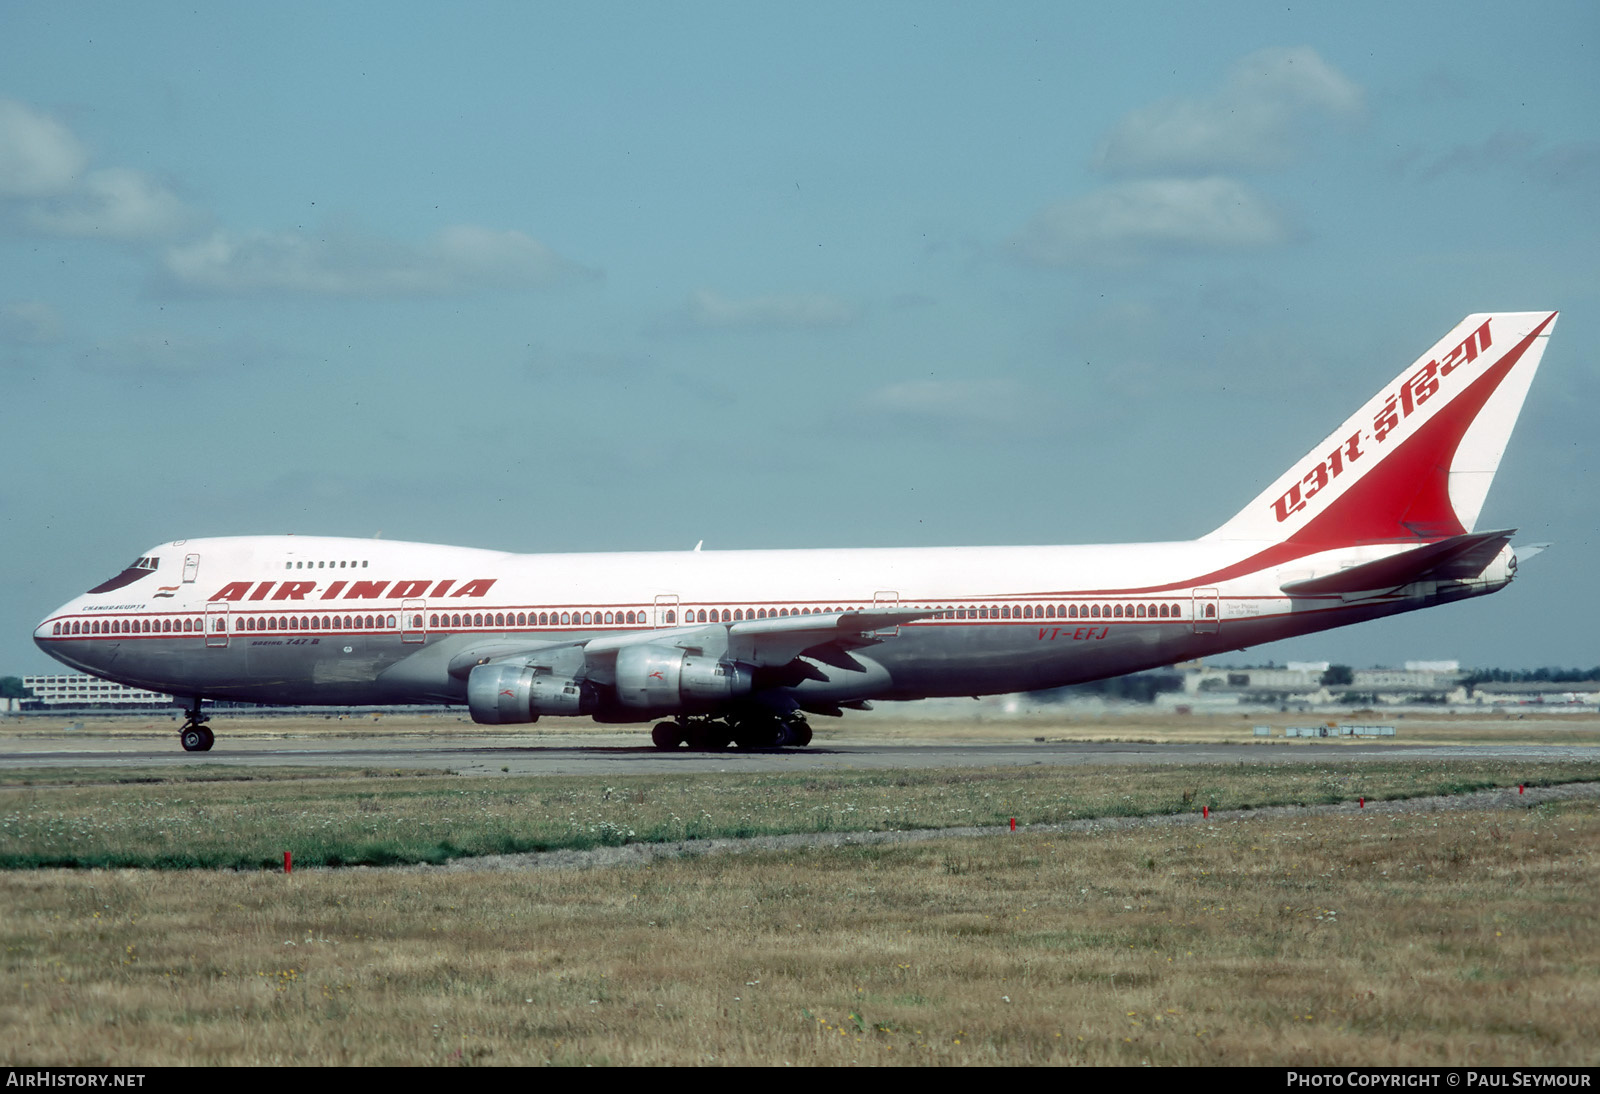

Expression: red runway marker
xmin=1359 ymin=797 xmax=1365 ymax=809
xmin=1519 ymin=784 xmax=1525 ymax=794
xmin=284 ymin=851 xmax=292 ymax=874
xmin=1202 ymin=805 xmax=1209 ymax=819
xmin=1009 ymin=817 xmax=1016 ymax=832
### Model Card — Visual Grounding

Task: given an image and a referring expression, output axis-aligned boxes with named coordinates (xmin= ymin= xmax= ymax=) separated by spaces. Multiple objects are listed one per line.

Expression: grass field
xmin=9 ymin=707 xmax=1600 ymax=747
xmin=3 ymin=759 xmax=1599 ymax=869
xmin=3 ymin=713 xmax=1597 ymax=1065
xmin=1 ymin=797 xmax=1595 ymax=1065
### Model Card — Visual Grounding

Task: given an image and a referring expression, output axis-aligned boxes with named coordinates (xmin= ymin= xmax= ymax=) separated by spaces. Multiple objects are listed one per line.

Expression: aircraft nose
xmin=35 ymin=604 xmax=81 ymax=667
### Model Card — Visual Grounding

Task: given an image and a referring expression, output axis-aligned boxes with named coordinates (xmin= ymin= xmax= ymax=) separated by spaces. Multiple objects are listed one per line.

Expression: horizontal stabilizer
xmin=1280 ymin=529 xmax=1513 ymax=596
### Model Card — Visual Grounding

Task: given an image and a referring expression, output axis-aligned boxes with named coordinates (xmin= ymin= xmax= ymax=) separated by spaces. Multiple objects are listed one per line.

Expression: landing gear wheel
xmin=732 ymin=717 xmax=779 ymax=750
xmin=178 ymin=698 xmax=213 ymax=753
xmin=697 ymin=721 xmax=733 ymax=751
xmin=651 ymin=722 xmax=682 ymax=750
xmin=771 ymin=715 xmax=812 ymax=748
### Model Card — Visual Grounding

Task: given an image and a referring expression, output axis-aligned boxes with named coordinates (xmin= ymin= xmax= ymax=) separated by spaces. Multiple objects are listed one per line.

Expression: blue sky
xmin=3 ymin=1 xmax=1596 ymax=676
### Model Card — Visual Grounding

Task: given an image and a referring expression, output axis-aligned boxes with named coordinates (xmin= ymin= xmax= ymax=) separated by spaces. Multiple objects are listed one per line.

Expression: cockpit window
xmin=87 ymin=556 xmax=160 ymax=595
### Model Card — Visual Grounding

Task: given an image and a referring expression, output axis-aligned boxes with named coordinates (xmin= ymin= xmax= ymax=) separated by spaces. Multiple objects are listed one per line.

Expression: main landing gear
xmin=651 ymin=713 xmax=813 ymax=751
xmin=179 ymin=698 xmax=214 ymax=752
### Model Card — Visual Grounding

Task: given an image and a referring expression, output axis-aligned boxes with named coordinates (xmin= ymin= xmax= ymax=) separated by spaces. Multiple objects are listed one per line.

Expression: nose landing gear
xmin=179 ymin=698 xmax=214 ymax=752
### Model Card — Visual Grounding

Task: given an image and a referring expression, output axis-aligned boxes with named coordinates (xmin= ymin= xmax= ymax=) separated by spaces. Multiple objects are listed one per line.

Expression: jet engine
xmin=614 ymin=644 xmax=754 ymax=714
xmin=467 ymin=662 xmax=596 ymax=724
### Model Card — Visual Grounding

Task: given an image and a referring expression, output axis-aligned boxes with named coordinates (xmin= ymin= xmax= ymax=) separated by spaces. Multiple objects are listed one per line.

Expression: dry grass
xmin=1 ymin=798 xmax=1597 ymax=1065
xmin=5 ymin=760 xmax=1599 ymax=869
xmin=7 ymin=709 xmax=1600 ymax=748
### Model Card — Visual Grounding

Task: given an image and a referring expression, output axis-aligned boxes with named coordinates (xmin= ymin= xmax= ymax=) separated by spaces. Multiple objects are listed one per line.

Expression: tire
xmin=181 ymin=727 xmax=206 ymax=752
xmin=732 ymin=718 xmax=778 ymax=749
xmin=651 ymin=722 xmax=681 ymax=750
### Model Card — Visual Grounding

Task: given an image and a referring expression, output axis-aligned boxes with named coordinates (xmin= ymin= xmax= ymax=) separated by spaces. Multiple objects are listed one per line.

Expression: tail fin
xmin=1204 ymin=311 xmax=1558 ymax=546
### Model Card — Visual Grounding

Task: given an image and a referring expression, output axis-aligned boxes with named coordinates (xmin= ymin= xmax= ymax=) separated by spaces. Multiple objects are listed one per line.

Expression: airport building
xmin=21 ymin=674 xmax=173 ymax=707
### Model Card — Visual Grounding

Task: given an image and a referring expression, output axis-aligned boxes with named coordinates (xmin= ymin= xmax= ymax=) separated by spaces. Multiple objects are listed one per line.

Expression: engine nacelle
xmin=467 ymin=662 xmax=596 ymax=724
xmin=614 ymin=644 xmax=754 ymax=714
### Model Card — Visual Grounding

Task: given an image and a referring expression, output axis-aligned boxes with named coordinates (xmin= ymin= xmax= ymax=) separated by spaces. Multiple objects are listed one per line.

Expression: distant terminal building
xmin=22 ymin=674 xmax=173 ymax=707
xmin=1170 ymin=660 xmax=1469 ymax=708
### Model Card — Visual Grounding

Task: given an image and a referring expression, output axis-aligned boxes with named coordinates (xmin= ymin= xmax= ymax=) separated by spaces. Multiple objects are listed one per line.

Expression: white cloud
xmin=0 ymin=99 xmax=88 ymax=198
xmin=160 ymin=223 xmax=594 ymax=297
xmin=0 ymin=100 xmax=201 ymax=241
xmin=1093 ymin=47 xmax=1363 ymax=175
xmin=1422 ymin=129 xmax=1600 ymax=188
xmin=0 ymin=300 xmax=64 ymax=345
xmin=680 ymin=289 xmax=858 ymax=330
xmin=24 ymin=166 xmax=201 ymax=240
xmin=1014 ymin=177 xmax=1292 ymax=266
xmin=864 ymin=377 xmax=1027 ymax=427
xmin=77 ymin=331 xmax=239 ymax=375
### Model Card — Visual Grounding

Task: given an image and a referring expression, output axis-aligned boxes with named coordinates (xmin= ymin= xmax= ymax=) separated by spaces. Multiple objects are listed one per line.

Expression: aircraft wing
xmin=447 ymin=606 xmax=938 ymax=678
xmin=1280 ymin=529 xmax=1515 ymax=597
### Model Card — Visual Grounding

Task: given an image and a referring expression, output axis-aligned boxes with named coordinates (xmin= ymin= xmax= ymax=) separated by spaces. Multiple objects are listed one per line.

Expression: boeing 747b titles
xmin=36 ymin=311 xmax=1559 ymax=752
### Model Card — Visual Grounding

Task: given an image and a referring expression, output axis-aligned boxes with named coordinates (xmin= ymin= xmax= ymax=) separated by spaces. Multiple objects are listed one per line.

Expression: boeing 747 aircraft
xmin=36 ymin=312 xmax=1558 ymax=752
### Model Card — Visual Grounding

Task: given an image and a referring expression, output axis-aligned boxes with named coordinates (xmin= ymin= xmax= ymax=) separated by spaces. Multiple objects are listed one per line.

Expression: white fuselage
xmin=34 ymin=533 xmax=1511 ymax=716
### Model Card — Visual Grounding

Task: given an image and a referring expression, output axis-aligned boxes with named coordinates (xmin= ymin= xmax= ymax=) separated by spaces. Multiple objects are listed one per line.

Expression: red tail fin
xmin=1205 ymin=312 xmax=1558 ymax=546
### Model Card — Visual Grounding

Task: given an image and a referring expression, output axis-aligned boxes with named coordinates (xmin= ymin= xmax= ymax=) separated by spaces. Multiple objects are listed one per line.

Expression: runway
xmin=1 ymin=727 xmax=1596 ymax=776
